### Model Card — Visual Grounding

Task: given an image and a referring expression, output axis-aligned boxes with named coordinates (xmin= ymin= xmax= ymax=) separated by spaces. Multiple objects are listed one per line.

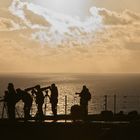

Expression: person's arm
xmin=76 ymin=90 xmax=83 ymax=97
xmin=41 ymin=86 xmax=50 ymax=91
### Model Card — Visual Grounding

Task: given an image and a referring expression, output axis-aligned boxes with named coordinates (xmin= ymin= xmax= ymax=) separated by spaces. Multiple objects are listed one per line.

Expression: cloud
xmin=96 ymin=7 xmax=140 ymax=25
xmin=8 ymin=0 xmax=140 ymax=47
xmin=0 ymin=17 xmax=20 ymax=31
xmin=8 ymin=0 xmax=103 ymax=44
xmin=0 ymin=0 xmax=139 ymax=73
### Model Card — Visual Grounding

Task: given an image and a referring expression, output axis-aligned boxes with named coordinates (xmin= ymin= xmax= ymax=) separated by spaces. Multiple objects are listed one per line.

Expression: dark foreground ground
xmin=0 ymin=120 xmax=140 ymax=140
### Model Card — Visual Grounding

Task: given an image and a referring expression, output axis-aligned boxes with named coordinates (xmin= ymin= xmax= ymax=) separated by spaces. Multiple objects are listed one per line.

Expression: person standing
xmin=4 ymin=83 xmax=17 ymax=120
xmin=32 ymin=85 xmax=45 ymax=118
xmin=32 ymin=85 xmax=49 ymax=120
xmin=16 ymin=88 xmax=33 ymax=120
xmin=76 ymin=85 xmax=91 ymax=118
xmin=49 ymin=84 xmax=58 ymax=117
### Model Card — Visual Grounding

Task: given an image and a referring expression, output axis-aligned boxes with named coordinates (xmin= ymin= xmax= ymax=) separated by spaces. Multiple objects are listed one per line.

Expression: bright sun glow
xmin=32 ymin=0 xmax=92 ymax=17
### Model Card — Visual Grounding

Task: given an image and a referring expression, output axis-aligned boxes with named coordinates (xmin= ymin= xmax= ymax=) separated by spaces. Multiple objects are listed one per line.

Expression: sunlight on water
xmin=0 ymin=73 xmax=140 ymax=118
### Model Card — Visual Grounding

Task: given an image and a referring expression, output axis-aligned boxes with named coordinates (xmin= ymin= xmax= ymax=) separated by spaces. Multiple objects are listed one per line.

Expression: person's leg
xmin=54 ymin=103 xmax=57 ymax=116
xmin=85 ymin=105 xmax=88 ymax=116
xmin=52 ymin=104 xmax=55 ymax=115
xmin=38 ymin=103 xmax=43 ymax=115
xmin=10 ymin=105 xmax=15 ymax=120
xmin=26 ymin=106 xmax=31 ymax=119
xmin=80 ymin=104 xmax=88 ymax=120
xmin=52 ymin=103 xmax=57 ymax=116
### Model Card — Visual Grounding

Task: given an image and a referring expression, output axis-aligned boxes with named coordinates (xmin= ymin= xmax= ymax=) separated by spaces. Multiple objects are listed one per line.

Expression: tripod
xmin=1 ymin=101 xmax=21 ymax=119
xmin=1 ymin=101 xmax=8 ymax=119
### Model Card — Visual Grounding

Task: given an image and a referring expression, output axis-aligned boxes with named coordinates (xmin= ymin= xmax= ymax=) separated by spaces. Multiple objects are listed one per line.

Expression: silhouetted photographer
xmin=16 ymin=88 xmax=33 ymax=120
xmin=4 ymin=83 xmax=17 ymax=120
xmin=48 ymin=84 xmax=58 ymax=117
xmin=31 ymin=85 xmax=49 ymax=120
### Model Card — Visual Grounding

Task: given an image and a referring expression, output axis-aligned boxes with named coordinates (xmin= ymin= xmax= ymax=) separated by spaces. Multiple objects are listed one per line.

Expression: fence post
xmin=65 ymin=96 xmax=67 ymax=122
xmin=104 ymin=95 xmax=108 ymax=111
xmin=114 ymin=94 xmax=116 ymax=114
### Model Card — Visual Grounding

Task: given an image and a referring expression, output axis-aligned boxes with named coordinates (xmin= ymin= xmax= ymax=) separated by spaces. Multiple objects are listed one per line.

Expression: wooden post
xmin=114 ymin=94 xmax=116 ymax=114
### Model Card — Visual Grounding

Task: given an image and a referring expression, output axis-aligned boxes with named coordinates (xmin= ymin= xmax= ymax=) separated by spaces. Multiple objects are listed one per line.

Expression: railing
xmin=59 ymin=95 xmax=140 ymax=115
xmin=1 ymin=95 xmax=140 ymax=118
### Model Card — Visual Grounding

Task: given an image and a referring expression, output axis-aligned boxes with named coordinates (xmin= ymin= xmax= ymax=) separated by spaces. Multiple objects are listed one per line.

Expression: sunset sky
xmin=0 ymin=0 xmax=140 ymax=73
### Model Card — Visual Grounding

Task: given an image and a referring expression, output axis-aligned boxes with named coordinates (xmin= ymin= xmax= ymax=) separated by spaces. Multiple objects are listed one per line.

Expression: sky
xmin=0 ymin=0 xmax=140 ymax=73
xmin=30 ymin=0 xmax=140 ymax=17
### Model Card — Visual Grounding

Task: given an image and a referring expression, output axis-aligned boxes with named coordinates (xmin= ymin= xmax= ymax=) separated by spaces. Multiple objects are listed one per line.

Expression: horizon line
xmin=0 ymin=72 xmax=140 ymax=75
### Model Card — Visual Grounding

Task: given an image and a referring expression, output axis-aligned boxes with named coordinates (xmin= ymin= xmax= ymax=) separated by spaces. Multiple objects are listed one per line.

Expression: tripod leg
xmin=1 ymin=103 xmax=5 ymax=119
xmin=5 ymin=104 xmax=9 ymax=118
xmin=15 ymin=107 xmax=20 ymax=118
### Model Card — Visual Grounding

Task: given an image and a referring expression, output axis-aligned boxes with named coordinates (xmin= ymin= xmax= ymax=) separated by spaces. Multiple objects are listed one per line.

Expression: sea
xmin=0 ymin=73 xmax=140 ymax=118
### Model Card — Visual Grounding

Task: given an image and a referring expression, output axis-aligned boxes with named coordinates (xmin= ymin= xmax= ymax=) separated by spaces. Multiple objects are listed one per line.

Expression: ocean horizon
xmin=0 ymin=73 xmax=140 ymax=117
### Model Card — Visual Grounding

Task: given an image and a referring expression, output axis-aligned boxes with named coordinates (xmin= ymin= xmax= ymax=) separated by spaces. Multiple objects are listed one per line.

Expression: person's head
xmin=8 ymin=83 xmax=14 ymax=90
xmin=83 ymin=85 xmax=87 ymax=90
xmin=51 ymin=83 xmax=55 ymax=88
xmin=35 ymin=85 xmax=40 ymax=90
